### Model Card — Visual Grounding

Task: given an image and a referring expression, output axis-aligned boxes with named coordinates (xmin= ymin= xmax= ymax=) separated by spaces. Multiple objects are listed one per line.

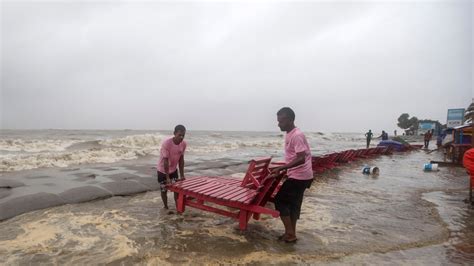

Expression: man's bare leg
xmin=161 ymin=192 xmax=168 ymax=209
xmin=280 ymin=216 xmax=296 ymax=241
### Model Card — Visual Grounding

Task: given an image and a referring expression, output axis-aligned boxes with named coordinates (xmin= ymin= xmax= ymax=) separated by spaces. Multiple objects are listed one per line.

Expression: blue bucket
xmin=362 ymin=166 xmax=379 ymax=175
xmin=423 ymin=163 xmax=438 ymax=171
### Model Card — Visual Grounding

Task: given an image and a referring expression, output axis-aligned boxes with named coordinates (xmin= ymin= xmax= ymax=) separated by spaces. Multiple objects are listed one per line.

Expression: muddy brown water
xmin=1 ymin=150 xmax=473 ymax=265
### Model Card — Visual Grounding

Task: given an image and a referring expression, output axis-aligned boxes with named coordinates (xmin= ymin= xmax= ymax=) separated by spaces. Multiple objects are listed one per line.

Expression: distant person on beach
xmin=437 ymin=132 xmax=444 ymax=148
xmin=271 ymin=107 xmax=313 ymax=243
xmin=157 ymin=125 xmax=187 ymax=210
xmin=365 ymin=130 xmax=373 ymax=148
xmin=394 ymin=130 xmax=397 ymax=136
xmin=376 ymin=130 xmax=388 ymax=141
xmin=424 ymin=130 xmax=433 ymax=149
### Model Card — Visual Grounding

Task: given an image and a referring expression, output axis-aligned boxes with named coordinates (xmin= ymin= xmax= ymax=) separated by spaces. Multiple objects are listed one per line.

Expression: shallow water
xmin=0 ymin=130 xmax=472 ymax=264
xmin=0 ymin=151 xmax=472 ymax=264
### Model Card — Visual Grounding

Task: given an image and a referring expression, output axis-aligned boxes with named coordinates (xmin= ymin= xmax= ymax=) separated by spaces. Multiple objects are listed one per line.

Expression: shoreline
xmin=0 ymin=155 xmax=252 ymax=221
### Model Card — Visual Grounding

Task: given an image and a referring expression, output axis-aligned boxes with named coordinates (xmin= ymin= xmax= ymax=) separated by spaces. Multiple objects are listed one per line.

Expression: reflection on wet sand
xmin=0 ymin=151 xmax=473 ymax=264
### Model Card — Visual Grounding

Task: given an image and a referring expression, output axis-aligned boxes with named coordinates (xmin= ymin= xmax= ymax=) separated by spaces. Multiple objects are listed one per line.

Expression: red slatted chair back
xmin=252 ymin=171 xmax=285 ymax=207
xmin=240 ymin=157 xmax=272 ymax=188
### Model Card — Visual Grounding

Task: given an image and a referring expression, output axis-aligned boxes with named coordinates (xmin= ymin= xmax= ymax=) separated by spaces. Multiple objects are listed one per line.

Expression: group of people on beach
xmin=364 ymin=129 xmax=389 ymax=148
xmin=156 ymin=107 xmax=313 ymax=243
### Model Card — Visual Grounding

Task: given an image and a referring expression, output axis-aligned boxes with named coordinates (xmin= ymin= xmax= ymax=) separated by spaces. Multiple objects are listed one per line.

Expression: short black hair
xmin=277 ymin=107 xmax=295 ymax=121
xmin=174 ymin=125 xmax=186 ymax=133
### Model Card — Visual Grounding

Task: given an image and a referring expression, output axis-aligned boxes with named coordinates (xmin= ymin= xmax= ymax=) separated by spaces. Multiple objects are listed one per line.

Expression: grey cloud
xmin=1 ymin=1 xmax=471 ymax=132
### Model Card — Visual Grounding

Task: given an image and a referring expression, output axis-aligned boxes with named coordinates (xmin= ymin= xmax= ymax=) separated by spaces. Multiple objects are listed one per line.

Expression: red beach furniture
xmin=383 ymin=145 xmax=394 ymax=155
xmin=375 ymin=146 xmax=387 ymax=155
xmin=312 ymin=153 xmax=339 ymax=173
xmin=335 ymin=150 xmax=351 ymax=163
xmin=166 ymin=158 xmax=284 ymax=230
xmin=311 ymin=156 xmax=327 ymax=173
xmin=322 ymin=153 xmax=340 ymax=169
xmin=345 ymin=149 xmax=358 ymax=162
xmin=354 ymin=149 xmax=369 ymax=159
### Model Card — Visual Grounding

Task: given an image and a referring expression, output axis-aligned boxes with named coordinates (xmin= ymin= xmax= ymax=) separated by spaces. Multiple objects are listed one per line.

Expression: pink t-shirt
xmin=285 ymin=128 xmax=313 ymax=180
xmin=157 ymin=137 xmax=187 ymax=174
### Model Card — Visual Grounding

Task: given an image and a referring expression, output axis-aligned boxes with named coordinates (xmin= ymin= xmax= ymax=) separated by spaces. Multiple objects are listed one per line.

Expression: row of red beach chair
xmin=312 ymin=146 xmax=394 ymax=174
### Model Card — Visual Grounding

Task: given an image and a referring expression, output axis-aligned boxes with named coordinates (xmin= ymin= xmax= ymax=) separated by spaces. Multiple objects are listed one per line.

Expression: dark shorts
xmin=274 ymin=178 xmax=313 ymax=221
xmin=157 ymin=170 xmax=179 ymax=193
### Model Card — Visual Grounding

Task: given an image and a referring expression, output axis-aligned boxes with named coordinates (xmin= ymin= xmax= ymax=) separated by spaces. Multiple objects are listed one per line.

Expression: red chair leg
xmin=177 ymin=193 xmax=185 ymax=213
xmin=239 ymin=210 xmax=249 ymax=230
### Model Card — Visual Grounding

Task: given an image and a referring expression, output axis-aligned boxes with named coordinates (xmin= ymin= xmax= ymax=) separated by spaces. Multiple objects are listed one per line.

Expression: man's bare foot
xmin=283 ymin=234 xmax=297 ymax=243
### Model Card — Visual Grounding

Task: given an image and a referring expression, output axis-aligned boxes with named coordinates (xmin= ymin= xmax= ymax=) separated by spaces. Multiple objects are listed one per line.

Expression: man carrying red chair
xmin=271 ymin=107 xmax=314 ymax=243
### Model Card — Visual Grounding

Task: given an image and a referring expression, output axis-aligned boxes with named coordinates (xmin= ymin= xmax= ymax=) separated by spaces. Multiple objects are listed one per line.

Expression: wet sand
xmin=0 ymin=156 xmax=248 ymax=221
xmin=0 ymin=149 xmax=473 ymax=264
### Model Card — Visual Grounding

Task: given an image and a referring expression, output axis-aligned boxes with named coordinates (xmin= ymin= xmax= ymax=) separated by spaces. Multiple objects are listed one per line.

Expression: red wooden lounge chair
xmin=204 ymin=157 xmax=273 ymax=188
xmin=335 ymin=150 xmax=350 ymax=163
xmin=312 ymin=152 xmax=339 ymax=173
xmin=373 ymin=146 xmax=385 ymax=155
xmin=322 ymin=152 xmax=340 ymax=169
xmin=166 ymin=158 xmax=285 ymax=230
xmin=382 ymin=145 xmax=394 ymax=155
xmin=344 ymin=149 xmax=358 ymax=162
xmin=366 ymin=147 xmax=379 ymax=157
xmin=353 ymin=149 xmax=368 ymax=159
xmin=312 ymin=156 xmax=326 ymax=173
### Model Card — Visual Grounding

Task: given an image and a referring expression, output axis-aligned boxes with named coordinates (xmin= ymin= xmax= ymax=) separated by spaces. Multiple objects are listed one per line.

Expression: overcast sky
xmin=1 ymin=0 xmax=472 ymax=132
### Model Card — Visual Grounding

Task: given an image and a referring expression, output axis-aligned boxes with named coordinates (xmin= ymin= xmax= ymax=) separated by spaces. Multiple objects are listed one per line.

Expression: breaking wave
xmin=0 ymin=133 xmax=168 ymax=172
xmin=187 ymin=139 xmax=283 ymax=153
xmin=99 ymin=133 xmax=165 ymax=149
xmin=0 ymin=139 xmax=80 ymax=153
xmin=0 ymin=148 xmax=145 ymax=172
xmin=0 ymin=131 xmax=364 ymax=172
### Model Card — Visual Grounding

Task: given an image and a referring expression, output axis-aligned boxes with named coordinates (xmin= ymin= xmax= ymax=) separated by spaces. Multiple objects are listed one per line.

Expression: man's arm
xmin=272 ymin=152 xmax=306 ymax=174
xmin=178 ymin=154 xmax=185 ymax=180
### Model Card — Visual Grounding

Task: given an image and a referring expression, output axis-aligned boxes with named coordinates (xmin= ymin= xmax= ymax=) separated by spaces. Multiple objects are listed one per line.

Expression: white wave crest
xmin=0 ymin=134 xmax=169 ymax=172
xmin=307 ymin=132 xmax=365 ymax=142
xmin=187 ymin=139 xmax=283 ymax=153
xmin=0 ymin=148 xmax=148 ymax=172
xmin=0 ymin=139 xmax=79 ymax=152
xmin=99 ymin=134 xmax=165 ymax=149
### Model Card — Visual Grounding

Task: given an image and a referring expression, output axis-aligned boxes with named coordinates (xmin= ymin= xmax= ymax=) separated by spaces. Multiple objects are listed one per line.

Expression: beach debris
xmin=423 ymin=163 xmax=439 ymax=171
xmin=362 ymin=165 xmax=379 ymax=175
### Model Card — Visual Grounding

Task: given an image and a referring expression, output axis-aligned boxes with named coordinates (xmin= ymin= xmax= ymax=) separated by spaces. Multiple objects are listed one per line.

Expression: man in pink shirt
xmin=272 ymin=107 xmax=314 ymax=243
xmin=157 ymin=125 xmax=187 ymax=210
